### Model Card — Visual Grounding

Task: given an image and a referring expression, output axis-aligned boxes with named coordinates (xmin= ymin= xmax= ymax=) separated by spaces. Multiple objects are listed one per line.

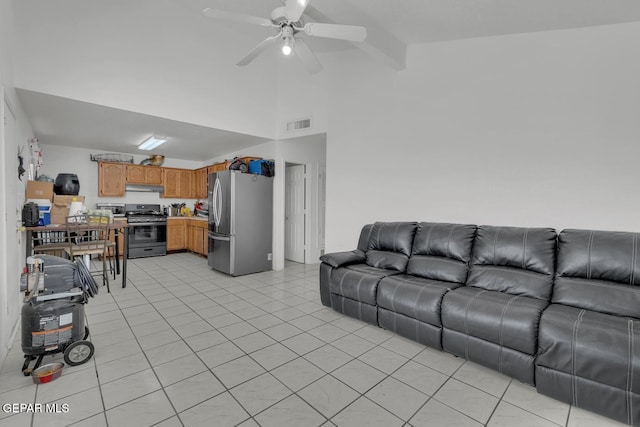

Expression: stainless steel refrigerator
xmin=208 ymin=170 xmax=273 ymax=276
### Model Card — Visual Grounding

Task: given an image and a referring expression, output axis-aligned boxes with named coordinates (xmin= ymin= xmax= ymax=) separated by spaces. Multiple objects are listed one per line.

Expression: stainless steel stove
xmin=125 ymin=204 xmax=167 ymax=259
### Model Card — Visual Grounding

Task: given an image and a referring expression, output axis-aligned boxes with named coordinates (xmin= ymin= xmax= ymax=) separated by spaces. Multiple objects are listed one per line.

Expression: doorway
xmin=285 ymin=163 xmax=306 ymax=263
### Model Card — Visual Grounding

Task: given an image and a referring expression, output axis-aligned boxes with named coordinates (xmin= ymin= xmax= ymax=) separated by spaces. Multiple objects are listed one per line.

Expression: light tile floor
xmin=0 ymin=253 xmax=628 ymax=427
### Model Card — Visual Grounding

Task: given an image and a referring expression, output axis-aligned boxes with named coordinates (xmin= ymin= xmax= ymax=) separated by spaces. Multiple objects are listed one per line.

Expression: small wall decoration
xmin=18 ymin=146 xmax=25 ymax=181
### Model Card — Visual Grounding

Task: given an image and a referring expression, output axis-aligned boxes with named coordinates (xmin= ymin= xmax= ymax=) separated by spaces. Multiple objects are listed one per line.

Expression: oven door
xmin=127 ymin=222 xmax=167 ymax=258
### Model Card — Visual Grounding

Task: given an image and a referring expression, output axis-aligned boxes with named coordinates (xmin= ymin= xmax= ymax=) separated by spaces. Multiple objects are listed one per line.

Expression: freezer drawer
xmin=208 ymin=234 xmax=232 ymax=275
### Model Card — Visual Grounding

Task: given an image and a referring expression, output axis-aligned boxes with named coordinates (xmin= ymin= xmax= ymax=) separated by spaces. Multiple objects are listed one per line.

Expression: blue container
xmin=38 ymin=205 xmax=51 ymax=226
xmin=249 ymin=160 xmax=275 ymax=177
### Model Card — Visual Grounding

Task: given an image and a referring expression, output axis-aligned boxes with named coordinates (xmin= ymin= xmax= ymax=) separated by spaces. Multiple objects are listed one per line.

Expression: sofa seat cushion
xmin=442 ymin=286 xmax=548 ymax=355
xmin=537 ymin=304 xmax=640 ymax=392
xmin=329 ymin=264 xmax=401 ymax=305
xmin=377 ymin=274 xmax=461 ymax=327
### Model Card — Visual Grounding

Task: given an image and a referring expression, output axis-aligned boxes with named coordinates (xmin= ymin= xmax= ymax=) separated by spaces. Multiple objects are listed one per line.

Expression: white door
xmin=285 ymin=164 xmax=305 ymax=263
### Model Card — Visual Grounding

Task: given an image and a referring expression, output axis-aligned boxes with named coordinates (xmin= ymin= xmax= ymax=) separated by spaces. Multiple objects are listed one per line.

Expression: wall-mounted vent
xmin=286 ymin=118 xmax=312 ymax=132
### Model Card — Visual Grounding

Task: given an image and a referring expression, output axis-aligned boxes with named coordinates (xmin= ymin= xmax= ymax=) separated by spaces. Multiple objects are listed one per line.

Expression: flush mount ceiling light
xmin=138 ymin=136 xmax=167 ymax=151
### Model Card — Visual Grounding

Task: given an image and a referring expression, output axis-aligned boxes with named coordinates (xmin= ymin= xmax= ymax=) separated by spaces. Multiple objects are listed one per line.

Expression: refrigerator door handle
xmin=214 ymin=178 xmax=223 ymax=227
xmin=212 ymin=177 xmax=221 ymax=227
xmin=208 ymin=232 xmax=230 ymax=242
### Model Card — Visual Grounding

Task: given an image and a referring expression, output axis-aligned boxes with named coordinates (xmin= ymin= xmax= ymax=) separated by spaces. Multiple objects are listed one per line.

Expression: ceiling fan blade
xmin=237 ymin=33 xmax=281 ymax=66
xmin=303 ymin=23 xmax=367 ymax=42
xmin=202 ymin=8 xmax=273 ymax=27
xmin=293 ymin=38 xmax=322 ymax=74
xmin=285 ymin=0 xmax=309 ymax=23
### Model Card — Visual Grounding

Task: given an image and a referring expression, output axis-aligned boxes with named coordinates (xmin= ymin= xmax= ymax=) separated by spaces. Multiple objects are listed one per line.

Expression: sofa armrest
xmin=320 ymin=250 xmax=365 ymax=268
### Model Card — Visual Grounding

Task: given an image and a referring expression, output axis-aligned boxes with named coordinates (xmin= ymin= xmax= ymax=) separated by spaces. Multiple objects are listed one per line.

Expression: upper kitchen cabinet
xmin=162 ymin=168 xmax=180 ymax=198
xmin=194 ymin=167 xmax=208 ymax=199
xmin=179 ymin=169 xmax=193 ymax=199
xmin=126 ymin=165 xmax=162 ymax=185
xmin=162 ymin=168 xmax=194 ymax=198
xmin=98 ymin=162 xmax=125 ymax=197
xmin=207 ymin=161 xmax=229 ymax=174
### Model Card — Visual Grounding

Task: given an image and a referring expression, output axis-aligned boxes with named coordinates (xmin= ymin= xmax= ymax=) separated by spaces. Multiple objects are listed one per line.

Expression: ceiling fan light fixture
xmin=281 ymin=36 xmax=294 ymax=56
xmin=138 ymin=136 xmax=167 ymax=150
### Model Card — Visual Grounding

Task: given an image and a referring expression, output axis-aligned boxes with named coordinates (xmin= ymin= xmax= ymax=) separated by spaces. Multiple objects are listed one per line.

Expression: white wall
xmin=324 ymin=22 xmax=640 ymax=251
xmin=0 ymin=0 xmax=35 ymax=366
xmin=13 ymin=0 xmax=279 ymax=140
xmin=40 ymin=144 xmax=203 ymax=208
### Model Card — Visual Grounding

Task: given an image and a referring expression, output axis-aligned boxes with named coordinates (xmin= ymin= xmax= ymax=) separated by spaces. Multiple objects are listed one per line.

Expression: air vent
xmin=286 ymin=118 xmax=312 ymax=132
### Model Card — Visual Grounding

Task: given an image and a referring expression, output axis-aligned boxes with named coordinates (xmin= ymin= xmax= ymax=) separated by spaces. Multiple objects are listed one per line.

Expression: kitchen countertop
xmin=167 ymin=216 xmax=208 ymax=221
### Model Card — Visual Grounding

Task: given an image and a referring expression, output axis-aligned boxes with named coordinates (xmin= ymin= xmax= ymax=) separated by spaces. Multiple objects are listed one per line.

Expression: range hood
xmin=125 ymin=183 xmax=164 ymax=193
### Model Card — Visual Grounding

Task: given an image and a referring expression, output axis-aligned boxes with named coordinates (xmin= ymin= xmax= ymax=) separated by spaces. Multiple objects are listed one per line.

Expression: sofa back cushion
xmin=554 ymin=229 xmax=640 ymax=318
xmin=365 ymin=222 xmax=417 ymax=271
xmin=357 ymin=224 xmax=374 ymax=253
xmin=467 ymin=225 xmax=557 ymax=300
xmin=406 ymin=222 xmax=477 ymax=284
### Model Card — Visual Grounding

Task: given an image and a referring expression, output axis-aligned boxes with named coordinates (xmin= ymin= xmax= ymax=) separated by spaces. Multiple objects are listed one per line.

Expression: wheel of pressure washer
xmin=84 ymin=326 xmax=90 ymax=340
xmin=64 ymin=341 xmax=94 ymax=366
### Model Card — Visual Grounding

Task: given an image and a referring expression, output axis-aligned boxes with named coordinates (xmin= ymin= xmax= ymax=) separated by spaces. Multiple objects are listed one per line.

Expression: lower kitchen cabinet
xmin=187 ymin=220 xmax=207 ymax=256
xmin=170 ymin=219 xmax=207 ymax=256
xmin=167 ymin=219 xmax=187 ymax=251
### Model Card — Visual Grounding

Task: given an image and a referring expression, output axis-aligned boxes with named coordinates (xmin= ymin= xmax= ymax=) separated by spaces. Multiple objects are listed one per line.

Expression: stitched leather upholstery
xmin=319 ymin=224 xmax=375 ymax=308
xmin=442 ymin=225 xmax=557 ymax=385
xmin=377 ymin=223 xmax=476 ymax=349
xmin=536 ymin=229 xmax=640 ymax=425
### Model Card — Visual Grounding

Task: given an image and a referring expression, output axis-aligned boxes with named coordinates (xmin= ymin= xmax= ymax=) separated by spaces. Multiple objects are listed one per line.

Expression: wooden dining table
xmin=25 ymin=222 xmax=129 ymax=289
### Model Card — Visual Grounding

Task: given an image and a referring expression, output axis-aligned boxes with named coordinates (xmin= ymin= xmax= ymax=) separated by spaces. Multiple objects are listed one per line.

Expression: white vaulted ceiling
xmin=12 ymin=0 xmax=640 ymax=161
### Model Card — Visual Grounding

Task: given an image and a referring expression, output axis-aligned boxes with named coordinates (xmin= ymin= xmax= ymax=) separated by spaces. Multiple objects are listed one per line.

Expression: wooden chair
xmin=65 ymin=213 xmax=112 ymax=293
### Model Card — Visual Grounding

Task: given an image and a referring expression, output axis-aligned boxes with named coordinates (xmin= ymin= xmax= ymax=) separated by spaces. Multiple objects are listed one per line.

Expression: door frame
xmin=284 ymin=162 xmax=306 ymax=263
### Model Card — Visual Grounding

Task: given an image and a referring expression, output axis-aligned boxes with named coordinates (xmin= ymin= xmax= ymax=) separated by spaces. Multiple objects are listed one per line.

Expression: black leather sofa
xmin=319 ymin=221 xmax=640 ymax=425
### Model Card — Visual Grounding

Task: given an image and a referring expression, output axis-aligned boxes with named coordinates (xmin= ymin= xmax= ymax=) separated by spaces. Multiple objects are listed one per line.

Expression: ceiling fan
xmin=203 ymin=0 xmax=367 ymax=74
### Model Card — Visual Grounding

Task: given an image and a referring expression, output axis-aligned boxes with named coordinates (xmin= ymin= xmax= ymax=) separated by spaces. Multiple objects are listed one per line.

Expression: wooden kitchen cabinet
xmin=163 ymin=168 xmax=194 ymax=198
xmin=179 ymin=169 xmax=193 ymax=199
xmin=126 ymin=165 xmax=162 ymax=185
xmin=98 ymin=162 xmax=126 ymax=197
xmin=167 ymin=219 xmax=187 ymax=251
xmin=194 ymin=167 xmax=208 ymax=199
xmin=208 ymin=161 xmax=229 ymax=174
xmin=162 ymin=168 xmax=181 ymax=198
xmin=187 ymin=220 xmax=208 ymax=256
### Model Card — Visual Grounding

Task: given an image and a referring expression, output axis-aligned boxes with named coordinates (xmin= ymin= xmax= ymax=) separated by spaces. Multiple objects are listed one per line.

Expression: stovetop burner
xmin=124 ymin=204 xmax=167 ymax=223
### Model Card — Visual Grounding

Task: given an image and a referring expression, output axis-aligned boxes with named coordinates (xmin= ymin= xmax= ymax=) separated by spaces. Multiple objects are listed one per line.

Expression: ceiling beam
xmin=306 ymin=1 xmax=406 ymax=71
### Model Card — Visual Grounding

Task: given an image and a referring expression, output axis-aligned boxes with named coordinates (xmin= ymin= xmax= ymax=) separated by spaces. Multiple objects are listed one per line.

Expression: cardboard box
xmin=26 ymin=181 xmax=54 ymax=201
xmin=50 ymin=195 xmax=85 ymax=224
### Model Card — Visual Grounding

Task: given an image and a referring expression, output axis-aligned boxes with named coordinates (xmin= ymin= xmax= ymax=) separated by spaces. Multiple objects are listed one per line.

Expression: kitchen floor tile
xmin=164 ymin=370 xmax=225 ymax=412
xmin=249 ymin=343 xmax=298 ymax=371
xmin=331 ymin=359 xmax=387 ymax=394
xmin=503 ymin=380 xmax=569 ymax=425
xmin=331 ymin=396 xmax=404 ymax=427
xmin=105 ymin=390 xmax=175 ymax=426
xmin=178 ymin=392 xmax=250 ymax=427
xmin=230 ymin=373 xmax=292 ymax=415
xmin=101 ymin=368 xmax=161 ymax=409
xmin=298 ymin=375 xmax=359 ymax=418
xmin=271 ymin=357 xmax=325 ymax=391
xmin=434 ymin=379 xmax=500 ymax=424
xmin=488 ymin=401 xmax=560 ymax=427
xmin=212 ymin=355 xmax=266 ymax=388
xmin=409 ymin=399 xmax=483 ymax=427
xmin=153 ymin=353 xmax=208 ymax=387
xmin=365 ymin=376 xmax=429 ymax=421
xmin=254 ymin=394 xmax=325 ymax=427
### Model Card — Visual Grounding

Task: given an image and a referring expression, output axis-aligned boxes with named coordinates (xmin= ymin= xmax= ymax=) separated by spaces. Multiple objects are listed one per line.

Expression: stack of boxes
xmin=25 ymin=181 xmax=85 ymax=226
